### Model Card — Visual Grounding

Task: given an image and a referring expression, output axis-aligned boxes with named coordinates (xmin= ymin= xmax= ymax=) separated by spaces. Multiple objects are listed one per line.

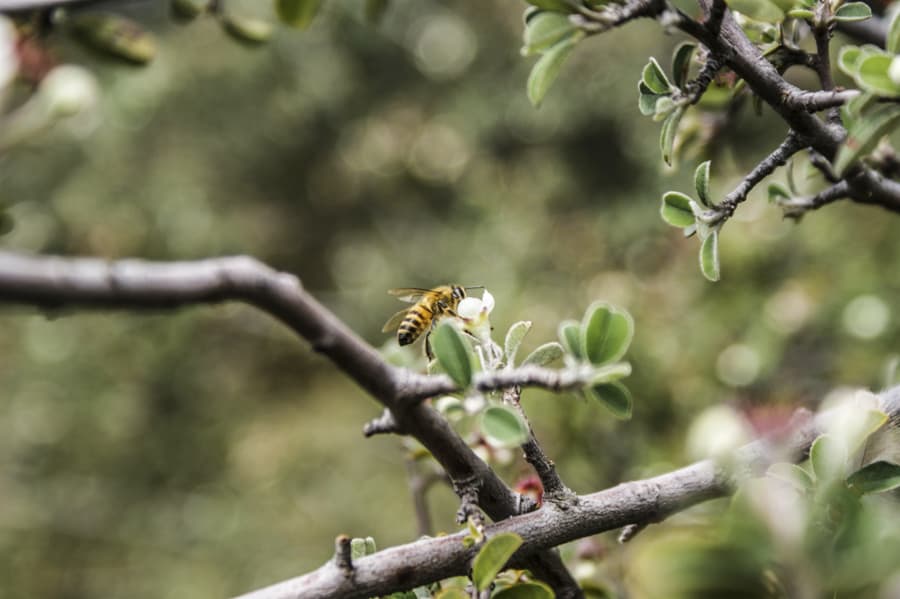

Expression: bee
xmin=382 ymin=285 xmax=472 ymax=356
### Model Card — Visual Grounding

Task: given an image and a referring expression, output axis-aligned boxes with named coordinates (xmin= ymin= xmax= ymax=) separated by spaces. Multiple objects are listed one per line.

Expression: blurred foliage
xmin=0 ymin=0 xmax=899 ymax=597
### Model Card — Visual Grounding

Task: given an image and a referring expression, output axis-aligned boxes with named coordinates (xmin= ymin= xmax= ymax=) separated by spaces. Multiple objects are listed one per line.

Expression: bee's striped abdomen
xmin=397 ymin=304 xmax=434 ymax=346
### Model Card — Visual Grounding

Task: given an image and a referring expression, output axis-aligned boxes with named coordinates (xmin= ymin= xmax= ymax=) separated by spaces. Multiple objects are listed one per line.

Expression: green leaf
xmin=69 ymin=13 xmax=157 ymax=64
xmin=694 ymin=160 xmax=711 ymax=206
xmin=522 ymin=11 xmax=575 ymax=55
xmin=276 ymin=0 xmax=322 ymax=29
xmin=504 ymin=321 xmax=533 ymax=366
xmin=521 ymin=342 xmax=564 ymax=367
xmin=767 ymin=182 xmax=790 ymax=204
xmin=638 ymin=82 xmax=664 ymax=116
xmin=660 ymin=191 xmax=696 ymax=227
xmin=834 ymin=104 xmax=900 ymax=176
xmin=725 ymin=0 xmax=784 ymax=22
xmin=365 ymin=0 xmax=390 ymax=23
xmin=659 ymin=106 xmax=684 ymax=166
xmin=671 ymin=42 xmax=696 ymax=89
xmin=810 ymin=434 xmax=848 ymax=481
xmin=365 ymin=536 xmax=377 ymax=555
xmin=766 ymin=462 xmax=813 ymax=493
xmin=855 ymin=53 xmax=900 ymax=96
xmin=699 ymin=229 xmax=720 ymax=282
xmin=581 ymin=302 xmax=634 ymax=366
xmin=171 ymin=0 xmax=210 ymax=20
xmin=434 ymin=589 xmax=469 ymax=599
xmin=889 ymin=10 xmax=900 ymax=54
xmin=586 ymin=381 xmax=633 ymax=420
xmin=786 ymin=8 xmax=814 ymax=18
xmin=221 ymin=14 xmax=274 ymax=44
xmin=526 ymin=0 xmax=573 ymax=10
xmin=481 ymin=405 xmax=529 ymax=448
xmin=350 ymin=537 xmax=368 ymax=559
xmin=558 ymin=320 xmax=584 ymax=359
xmin=527 ymin=35 xmax=579 ymax=107
xmin=472 ymin=532 xmax=524 ymax=591
xmin=492 ymin=581 xmax=555 ymax=599
xmin=846 ymin=461 xmax=900 ymax=494
xmin=590 ymin=362 xmax=632 ymax=383
xmin=834 ymin=2 xmax=872 ymax=22
xmin=431 ymin=321 xmax=475 ymax=387
xmin=652 ymin=96 xmax=676 ymax=120
xmin=641 ymin=57 xmax=672 ymax=94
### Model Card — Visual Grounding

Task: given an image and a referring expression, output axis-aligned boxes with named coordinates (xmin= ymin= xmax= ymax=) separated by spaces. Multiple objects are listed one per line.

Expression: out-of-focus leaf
xmin=671 ymin=42 xmax=696 ymax=88
xmin=558 ymin=320 xmax=584 ymax=359
xmin=834 ymin=104 xmax=900 ymax=176
xmin=810 ymin=434 xmax=848 ymax=481
xmin=527 ymin=35 xmax=579 ymax=107
xmin=889 ymin=10 xmax=900 ymax=54
xmin=472 ymin=532 xmax=523 ymax=591
xmin=431 ymin=321 xmax=475 ymax=387
xmin=767 ymin=182 xmax=790 ymax=204
xmin=653 ymin=95 xmax=675 ymax=120
xmin=365 ymin=0 xmax=389 ymax=23
xmin=581 ymin=302 xmax=634 ymax=366
xmin=787 ymin=8 xmax=814 ymax=18
xmin=0 ymin=211 xmax=13 ymax=236
xmin=766 ymin=462 xmax=813 ymax=493
xmin=699 ymin=229 xmax=720 ymax=282
xmin=694 ymin=160 xmax=711 ymax=206
xmin=847 ymin=461 xmax=900 ymax=494
xmin=481 ymin=405 xmax=529 ymax=448
xmin=659 ymin=106 xmax=684 ymax=166
xmin=589 ymin=362 xmax=632 ymax=383
xmin=492 ymin=581 xmax=555 ymax=598
xmin=526 ymin=0 xmax=573 ymax=10
xmin=171 ymin=0 xmax=209 ymax=20
xmin=521 ymin=342 xmax=564 ymax=367
xmin=434 ymin=589 xmax=469 ymax=599
xmin=522 ymin=11 xmax=575 ymax=55
xmin=725 ymin=0 xmax=784 ymax=22
xmin=276 ymin=0 xmax=322 ymax=29
xmin=641 ymin=57 xmax=672 ymax=94
xmin=856 ymin=54 xmax=900 ymax=96
xmin=834 ymin=2 xmax=872 ymax=22
xmin=222 ymin=14 xmax=274 ymax=44
xmin=504 ymin=320 xmax=532 ymax=366
xmin=586 ymin=381 xmax=632 ymax=420
xmin=350 ymin=537 xmax=367 ymax=559
xmin=70 ymin=13 xmax=156 ymax=64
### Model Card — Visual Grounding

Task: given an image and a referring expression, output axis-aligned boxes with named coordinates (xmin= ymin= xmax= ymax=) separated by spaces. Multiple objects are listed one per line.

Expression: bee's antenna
xmin=464 ymin=285 xmax=484 ymax=290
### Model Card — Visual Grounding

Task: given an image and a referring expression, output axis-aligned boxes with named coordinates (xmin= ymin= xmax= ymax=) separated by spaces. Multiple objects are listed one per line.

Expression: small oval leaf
xmin=834 ymin=2 xmax=872 ymax=22
xmin=492 ymin=581 xmax=555 ymax=599
xmin=522 ymin=12 xmax=575 ymax=55
xmin=70 ymin=13 xmax=157 ymax=64
xmin=660 ymin=191 xmax=696 ymax=228
xmin=581 ymin=302 xmax=634 ymax=366
xmin=846 ymin=460 xmax=900 ymax=494
xmin=276 ymin=0 xmax=322 ymax=29
xmin=638 ymin=90 xmax=662 ymax=116
xmin=641 ymin=57 xmax=672 ymax=94
xmin=694 ymin=160 xmax=711 ymax=206
xmin=521 ymin=342 xmax=564 ymax=367
xmin=834 ymin=104 xmax=900 ymax=176
xmin=472 ymin=532 xmax=524 ymax=591
xmin=481 ymin=405 xmax=529 ymax=448
xmin=659 ymin=106 xmax=684 ymax=166
xmin=527 ymin=35 xmax=578 ymax=107
xmin=889 ymin=10 xmax=900 ymax=54
xmin=222 ymin=14 xmax=274 ymax=44
xmin=699 ymin=229 xmax=720 ymax=282
xmin=856 ymin=53 xmax=900 ymax=97
xmin=767 ymin=182 xmax=790 ymax=204
xmin=431 ymin=321 xmax=475 ymax=387
xmin=671 ymin=42 xmax=696 ymax=88
xmin=810 ymin=434 xmax=848 ymax=482
xmin=586 ymin=381 xmax=633 ymax=420
xmin=558 ymin=320 xmax=584 ymax=359
xmin=504 ymin=321 xmax=533 ymax=367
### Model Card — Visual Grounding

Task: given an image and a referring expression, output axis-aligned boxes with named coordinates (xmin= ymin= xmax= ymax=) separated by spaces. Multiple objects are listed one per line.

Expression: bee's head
xmin=451 ymin=285 xmax=466 ymax=301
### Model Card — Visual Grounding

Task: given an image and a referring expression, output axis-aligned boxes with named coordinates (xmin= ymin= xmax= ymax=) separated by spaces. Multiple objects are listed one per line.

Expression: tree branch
xmin=234 ymin=385 xmax=900 ymax=599
xmin=0 ymin=250 xmax=581 ymax=596
xmin=778 ymin=180 xmax=851 ymax=218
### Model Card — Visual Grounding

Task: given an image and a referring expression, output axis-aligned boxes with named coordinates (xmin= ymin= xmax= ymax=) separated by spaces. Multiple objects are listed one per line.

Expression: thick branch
xmin=234 ymin=386 xmax=900 ymax=599
xmin=0 ymin=251 xmax=580 ymax=596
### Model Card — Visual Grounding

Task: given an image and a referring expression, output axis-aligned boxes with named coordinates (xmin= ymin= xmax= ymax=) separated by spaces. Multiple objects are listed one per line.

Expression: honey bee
xmin=382 ymin=285 xmax=471 ymax=356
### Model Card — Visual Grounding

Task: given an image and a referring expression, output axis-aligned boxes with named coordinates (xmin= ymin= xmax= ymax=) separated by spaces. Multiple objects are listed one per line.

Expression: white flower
xmin=0 ymin=16 xmax=18 ymax=93
xmin=457 ymin=289 xmax=494 ymax=341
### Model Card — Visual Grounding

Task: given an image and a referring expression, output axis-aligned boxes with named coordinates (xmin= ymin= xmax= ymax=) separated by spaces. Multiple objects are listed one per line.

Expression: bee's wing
xmin=388 ymin=288 xmax=435 ymax=303
xmin=381 ymin=308 xmax=410 ymax=333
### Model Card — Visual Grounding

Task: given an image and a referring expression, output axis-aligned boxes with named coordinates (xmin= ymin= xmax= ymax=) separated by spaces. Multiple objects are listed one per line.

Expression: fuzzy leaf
xmin=472 ymin=533 xmax=524 ymax=591
xmin=431 ymin=321 xmax=475 ymax=387
xmin=725 ymin=0 xmax=784 ymax=22
xmin=276 ymin=0 xmax=322 ymax=29
xmin=660 ymin=191 xmax=696 ymax=227
xmin=856 ymin=53 xmax=900 ymax=96
xmin=642 ymin=57 xmax=672 ymax=94
xmin=521 ymin=342 xmax=564 ymax=367
xmin=834 ymin=104 xmax=900 ymax=176
xmin=522 ymin=11 xmax=575 ymax=55
xmin=694 ymin=160 xmax=711 ymax=206
xmin=504 ymin=321 xmax=533 ymax=366
xmin=590 ymin=362 xmax=632 ymax=383
xmin=527 ymin=35 xmax=578 ymax=107
xmin=699 ymin=229 xmax=720 ymax=282
xmin=810 ymin=434 xmax=848 ymax=482
xmin=586 ymin=381 xmax=633 ymax=420
xmin=222 ymin=14 xmax=274 ymax=44
xmin=834 ymin=2 xmax=872 ymax=22
xmin=889 ymin=10 xmax=900 ymax=54
xmin=481 ymin=405 xmax=529 ymax=448
xmin=492 ymin=582 xmax=555 ymax=599
xmin=581 ymin=302 xmax=634 ymax=366
xmin=638 ymin=88 xmax=663 ymax=116
xmin=766 ymin=462 xmax=813 ymax=493
xmin=787 ymin=8 xmax=814 ymax=18
xmin=847 ymin=461 xmax=900 ymax=494
xmin=767 ymin=182 xmax=790 ymax=204
xmin=671 ymin=42 xmax=696 ymax=88
xmin=659 ymin=106 xmax=684 ymax=166
xmin=70 ymin=13 xmax=157 ymax=64
xmin=558 ymin=320 xmax=584 ymax=359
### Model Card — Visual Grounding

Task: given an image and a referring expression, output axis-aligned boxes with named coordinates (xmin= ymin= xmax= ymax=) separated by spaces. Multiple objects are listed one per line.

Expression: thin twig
xmin=778 ymin=180 xmax=851 ymax=219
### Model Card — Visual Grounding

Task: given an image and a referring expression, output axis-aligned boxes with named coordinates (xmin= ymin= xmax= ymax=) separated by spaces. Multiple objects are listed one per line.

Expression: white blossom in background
xmin=38 ymin=65 xmax=99 ymax=118
xmin=0 ymin=15 xmax=18 ymax=99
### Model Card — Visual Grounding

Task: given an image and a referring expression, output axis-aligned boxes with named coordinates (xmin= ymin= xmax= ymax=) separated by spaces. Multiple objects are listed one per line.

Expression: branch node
xmin=363 ymin=408 xmax=401 ymax=437
xmin=333 ymin=534 xmax=354 ymax=573
xmin=618 ymin=522 xmax=648 ymax=544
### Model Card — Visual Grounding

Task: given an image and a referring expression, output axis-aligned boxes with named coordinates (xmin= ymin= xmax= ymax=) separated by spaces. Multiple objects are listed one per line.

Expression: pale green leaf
xmin=847 ymin=460 xmax=900 ymax=494
xmin=492 ymin=581 xmax=555 ymax=599
xmin=725 ymin=0 xmax=784 ymax=22
xmin=276 ymin=0 xmax=322 ymax=29
xmin=590 ymin=362 xmax=632 ymax=383
xmin=699 ymin=229 xmax=720 ymax=282
xmin=856 ymin=53 xmax=900 ymax=97
xmin=787 ymin=8 xmax=814 ymax=18
xmin=481 ymin=405 xmax=529 ymax=448
xmin=694 ymin=160 xmax=711 ymax=206
xmin=526 ymin=0 xmax=573 ymax=10
xmin=834 ymin=2 xmax=872 ymax=22
xmin=521 ymin=342 xmax=564 ymax=367
xmin=431 ymin=321 xmax=475 ymax=387
xmin=671 ymin=42 xmax=696 ymax=89
xmin=766 ymin=462 xmax=813 ymax=493
xmin=527 ymin=36 xmax=578 ymax=107
xmin=889 ymin=10 xmax=900 ymax=54
xmin=70 ymin=13 xmax=157 ymax=64
xmin=659 ymin=106 xmax=684 ymax=166
xmin=522 ymin=12 xmax=575 ymax=55
xmin=472 ymin=532 xmax=524 ymax=591
xmin=504 ymin=321 xmax=532 ymax=366
xmin=660 ymin=191 xmax=696 ymax=227
xmin=767 ymin=182 xmax=790 ymax=204
xmin=581 ymin=302 xmax=634 ymax=366
xmin=222 ymin=14 xmax=274 ymax=44
xmin=171 ymin=0 xmax=209 ymax=20
xmin=810 ymin=434 xmax=848 ymax=482
xmin=834 ymin=104 xmax=900 ymax=176
xmin=558 ymin=320 xmax=583 ymax=359
xmin=586 ymin=381 xmax=633 ymax=420
xmin=642 ymin=57 xmax=672 ymax=94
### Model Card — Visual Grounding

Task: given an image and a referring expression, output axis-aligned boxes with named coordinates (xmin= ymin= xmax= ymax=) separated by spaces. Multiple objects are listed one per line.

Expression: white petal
xmin=457 ymin=297 xmax=482 ymax=320
xmin=481 ymin=289 xmax=495 ymax=313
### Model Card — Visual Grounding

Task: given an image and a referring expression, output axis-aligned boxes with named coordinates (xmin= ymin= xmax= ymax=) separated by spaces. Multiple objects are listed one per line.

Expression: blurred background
xmin=0 ymin=0 xmax=898 ymax=597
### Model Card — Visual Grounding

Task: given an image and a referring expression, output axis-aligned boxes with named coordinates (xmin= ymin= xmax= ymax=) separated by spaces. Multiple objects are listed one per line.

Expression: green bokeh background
xmin=0 ymin=1 xmax=898 ymax=597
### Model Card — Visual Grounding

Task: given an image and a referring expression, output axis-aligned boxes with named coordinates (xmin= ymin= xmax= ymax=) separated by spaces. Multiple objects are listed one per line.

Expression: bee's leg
xmin=425 ymin=331 xmax=434 ymax=360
